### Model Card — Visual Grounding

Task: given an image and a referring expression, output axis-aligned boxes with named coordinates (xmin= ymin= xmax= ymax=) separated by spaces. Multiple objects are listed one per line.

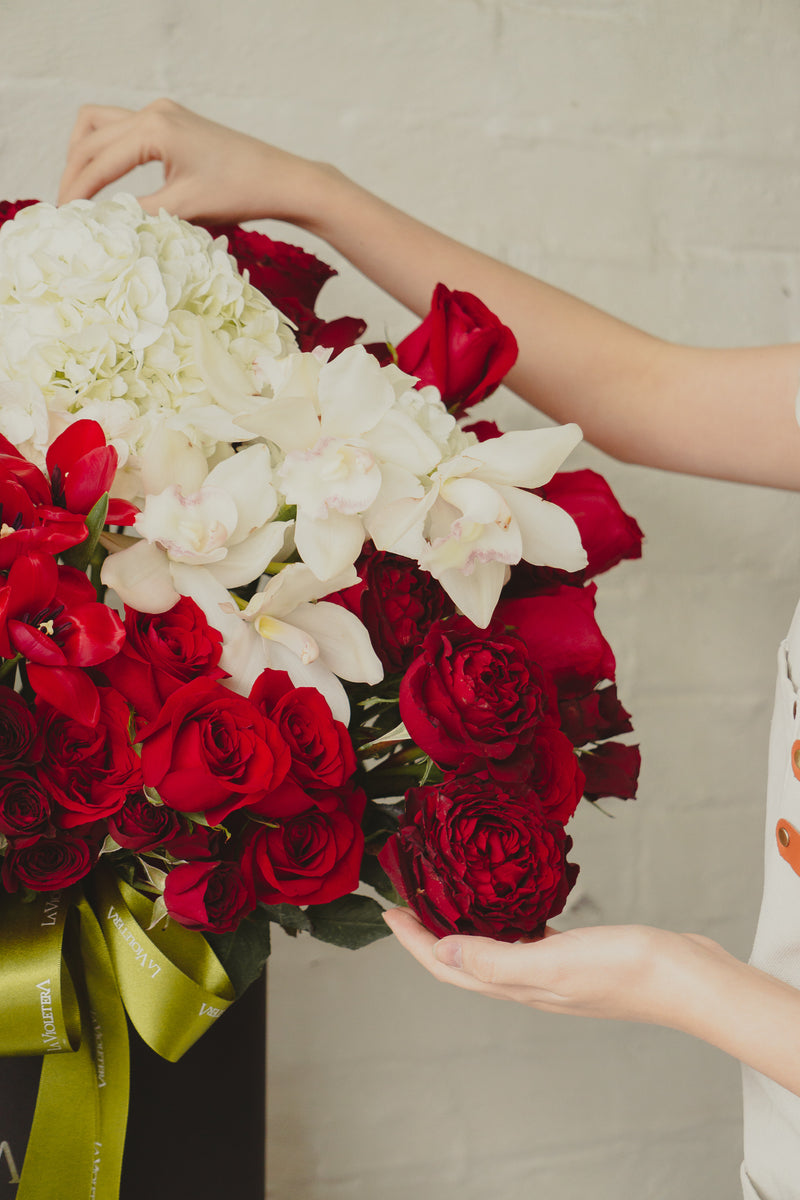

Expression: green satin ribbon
xmin=0 ymin=871 xmax=235 ymax=1200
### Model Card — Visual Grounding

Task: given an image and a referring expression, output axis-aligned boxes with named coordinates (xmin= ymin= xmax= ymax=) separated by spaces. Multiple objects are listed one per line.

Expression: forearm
xmin=660 ymin=935 xmax=800 ymax=1095
xmin=306 ymin=168 xmax=800 ymax=489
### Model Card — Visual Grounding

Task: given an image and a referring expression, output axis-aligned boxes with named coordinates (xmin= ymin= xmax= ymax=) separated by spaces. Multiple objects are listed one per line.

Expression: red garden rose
xmin=1 ymin=832 xmax=95 ymax=892
xmin=358 ymin=550 xmax=455 ymax=673
xmin=497 ymin=584 xmax=616 ymax=698
xmin=139 ymin=677 xmax=291 ymax=823
xmin=538 ymin=470 xmax=643 ymax=581
xmin=242 ymin=780 xmax=366 ymax=906
xmin=379 ymin=771 xmax=579 ymax=940
xmin=399 ymin=616 xmax=554 ymax=769
xmin=163 ymin=860 xmax=254 ymax=934
xmin=579 ymin=741 xmax=641 ymax=801
xmin=396 ymin=284 xmax=518 ymax=417
xmin=249 ymin=669 xmax=356 ymax=789
xmin=108 ymin=793 xmax=181 ymax=852
xmin=0 ymin=686 xmax=39 ymax=764
xmin=0 ymin=200 xmax=37 ymax=230
xmin=102 ymin=596 xmax=226 ymax=725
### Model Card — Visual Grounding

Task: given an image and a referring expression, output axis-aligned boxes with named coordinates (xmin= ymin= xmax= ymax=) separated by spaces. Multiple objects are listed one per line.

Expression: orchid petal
xmin=498 ymin=486 xmax=588 ymax=572
xmin=318 ymin=345 xmax=394 ymax=437
xmin=288 ymin=601 xmax=383 ymax=684
xmin=238 ymin=395 xmax=320 ymax=452
xmin=363 ymin=409 xmax=443 ymax=476
xmin=440 ymin=424 xmax=583 ymax=489
xmin=266 ymin=640 xmax=350 ymax=724
xmin=205 ymin=444 xmax=277 ymax=544
xmin=207 ymin=520 xmax=291 ymax=589
xmin=247 ymin=563 xmax=358 ymax=621
xmin=100 ymin=539 xmax=180 ymax=613
xmin=294 ymin=510 xmax=365 ymax=581
xmin=140 ymin=428 xmax=209 ymax=496
xmin=431 ymin=560 xmax=509 ymax=629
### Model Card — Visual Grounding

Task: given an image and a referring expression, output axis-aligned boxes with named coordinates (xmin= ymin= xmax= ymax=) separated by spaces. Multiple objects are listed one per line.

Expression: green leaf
xmin=306 ymin=894 xmax=392 ymax=950
xmin=361 ymin=798 xmax=403 ymax=841
xmin=61 ymin=492 xmax=110 ymax=572
xmin=205 ymin=906 xmax=272 ymax=996
xmin=261 ymin=903 xmax=313 ymax=936
xmin=359 ymin=854 xmax=401 ymax=904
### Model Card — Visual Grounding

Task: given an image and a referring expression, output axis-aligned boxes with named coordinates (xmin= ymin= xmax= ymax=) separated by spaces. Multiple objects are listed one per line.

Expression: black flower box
xmin=0 ymin=973 xmax=266 ymax=1199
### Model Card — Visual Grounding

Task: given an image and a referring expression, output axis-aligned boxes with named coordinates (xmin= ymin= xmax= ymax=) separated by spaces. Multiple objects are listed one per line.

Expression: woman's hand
xmin=382 ymin=907 xmax=726 ymax=1027
xmin=58 ymin=99 xmax=332 ymax=228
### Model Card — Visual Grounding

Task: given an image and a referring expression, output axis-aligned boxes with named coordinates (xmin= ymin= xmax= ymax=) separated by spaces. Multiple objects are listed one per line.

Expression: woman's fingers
xmin=60 ymin=116 xmax=158 ymax=205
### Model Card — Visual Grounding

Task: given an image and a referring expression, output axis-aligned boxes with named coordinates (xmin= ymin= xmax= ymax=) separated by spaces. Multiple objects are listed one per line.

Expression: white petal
xmin=207 ymin=520 xmax=292 ymax=588
xmin=318 ymin=345 xmax=394 ymax=437
xmin=238 ymin=394 xmax=321 ymax=452
xmin=266 ymin=641 xmax=351 ymax=724
xmin=289 ymin=602 xmax=383 ymax=685
xmin=363 ymin=409 xmax=443 ymax=476
xmin=294 ymin=510 xmax=365 ymax=581
xmin=100 ymin=539 xmax=179 ymax=613
xmin=441 ymin=424 xmax=583 ymax=489
xmin=432 ymin=560 xmax=509 ymax=628
xmin=499 ymin=485 xmax=588 ymax=572
xmin=205 ymin=443 xmax=277 ymax=544
xmin=139 ymin=428 xmax=209 ymax=496
xmin=247 ymin=562 xmax=358 ymax=620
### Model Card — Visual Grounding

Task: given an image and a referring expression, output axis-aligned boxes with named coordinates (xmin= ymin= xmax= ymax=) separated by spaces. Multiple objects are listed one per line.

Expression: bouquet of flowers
xmin=0 ymin=194 xmax=641 ymax=1198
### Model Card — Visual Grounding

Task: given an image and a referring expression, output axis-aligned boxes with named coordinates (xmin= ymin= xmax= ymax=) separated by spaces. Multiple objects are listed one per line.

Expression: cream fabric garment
xmin=740 ymin=601 xmax=800 ymax=1199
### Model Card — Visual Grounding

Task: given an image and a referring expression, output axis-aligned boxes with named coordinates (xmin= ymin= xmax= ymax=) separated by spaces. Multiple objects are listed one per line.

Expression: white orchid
xmin=101 ymin=442 xmax=288 ymax=613
xmin=367 ymin=424 xmax=588 ymax=627
xmin=163 ymin=562 xmax=382 ymax=724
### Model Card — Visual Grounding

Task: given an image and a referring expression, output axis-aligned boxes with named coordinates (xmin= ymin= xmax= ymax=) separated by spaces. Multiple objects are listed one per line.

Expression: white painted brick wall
xmin=3 ymin=1 xmax=800 ymax=1196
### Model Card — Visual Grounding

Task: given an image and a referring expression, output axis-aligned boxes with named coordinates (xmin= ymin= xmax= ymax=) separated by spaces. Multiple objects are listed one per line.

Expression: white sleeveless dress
xmin=740 ymin=603 xmax=800 ymax=1198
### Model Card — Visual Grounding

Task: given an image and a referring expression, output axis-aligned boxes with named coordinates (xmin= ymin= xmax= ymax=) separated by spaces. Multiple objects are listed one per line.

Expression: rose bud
xmin=108 ymin=793 xmax=181 ymax=852
xmin=396 ymin=283 xmax=518 ymax=417
xmin=0 ymin=768 xmax=53 ymax=836
xmin=538 ymin=470 xmax=643 ymax=580
xmin=249 ymin=670 xmax=357 ymax=789
xmin=164 ymin=860 xmax=254 ymax=934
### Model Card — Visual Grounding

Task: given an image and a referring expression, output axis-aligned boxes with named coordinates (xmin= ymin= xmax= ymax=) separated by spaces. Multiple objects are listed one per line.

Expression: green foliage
xmin=205 ymin=907 xmax=272 ymax=996
xmin=305 ymin=894 xmax=392 ymax=950
xmin=261 ymin=903 xmax=313 ymax=937
xmin=359 ymin=853 xmax=401 ymax=904
xmin=61 ymin=492 xmax=109 ymax=572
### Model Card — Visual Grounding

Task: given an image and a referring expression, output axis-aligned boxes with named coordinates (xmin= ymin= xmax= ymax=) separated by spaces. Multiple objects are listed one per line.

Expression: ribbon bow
xmin=0 ymin=870 xmax=235 ymax=1200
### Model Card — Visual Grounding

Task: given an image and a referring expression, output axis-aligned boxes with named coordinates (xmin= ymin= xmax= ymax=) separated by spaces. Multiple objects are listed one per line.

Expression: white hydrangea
xmin=0 ymin=194 xmax=297 ymax=476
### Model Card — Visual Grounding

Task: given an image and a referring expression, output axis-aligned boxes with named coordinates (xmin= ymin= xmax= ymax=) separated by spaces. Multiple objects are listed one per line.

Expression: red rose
xmin=102 ymin=597 xmax=226 ymax=725
xmin=527 ymin=727 xmax=585 ymax=824
xmin=40 ymin=689 xmax=143 ymax=828
xmin=395 ymin=284 xmax=518 ymax=417
xmin=163 ymin=860 xmax=254 ymax=934
xmin=0 ymin=769 xmax=53 ymax=836
xmin=242 ymin=780 xmax=366 ymax=906
xmin=579 ymin=742 xmax=641 ymax=801
xmin=399 ymin=616 xmax=553 ymax=769
xmin=139 ymin=678 xmax=291 ymax=823
xmin=538 ymin=470 xmax=643 ymax=580
xmin=558 ymin=683 xmax=633 ymax=747
xmin=1 ymin=832 xmax=94 ymax=892
xmin=0 ymin=687 xmax=39 ymax=764
xmin=379 ymin=771 xmax=578 ymax=940
xmin=497 ymin=584 xmax=616 ymax=697
xmin=167 ymin=822 xmax=227 ymax=862
xmin=249 ymin=669 xmax=356 ymax=789
xmin=108 ymin=793 xmax=181 ymax=852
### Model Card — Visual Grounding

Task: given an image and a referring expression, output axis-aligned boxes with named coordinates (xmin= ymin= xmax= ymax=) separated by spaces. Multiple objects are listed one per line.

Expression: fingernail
xmin=434 ymin=939 xmax=462 ymax=969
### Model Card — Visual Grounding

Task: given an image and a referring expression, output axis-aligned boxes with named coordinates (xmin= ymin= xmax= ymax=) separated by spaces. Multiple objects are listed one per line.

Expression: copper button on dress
xmin=776 ymin=819 xmax=800 ymax=876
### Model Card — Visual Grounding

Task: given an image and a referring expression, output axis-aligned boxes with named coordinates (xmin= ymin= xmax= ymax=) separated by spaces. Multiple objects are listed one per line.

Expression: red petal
xmin=60 ymin=602 xmax=125 ymax=666
xmin=46 ymin=420 xmax=107 ymax=477
xmin=27 ymin=663 xmax=100 ymax=726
